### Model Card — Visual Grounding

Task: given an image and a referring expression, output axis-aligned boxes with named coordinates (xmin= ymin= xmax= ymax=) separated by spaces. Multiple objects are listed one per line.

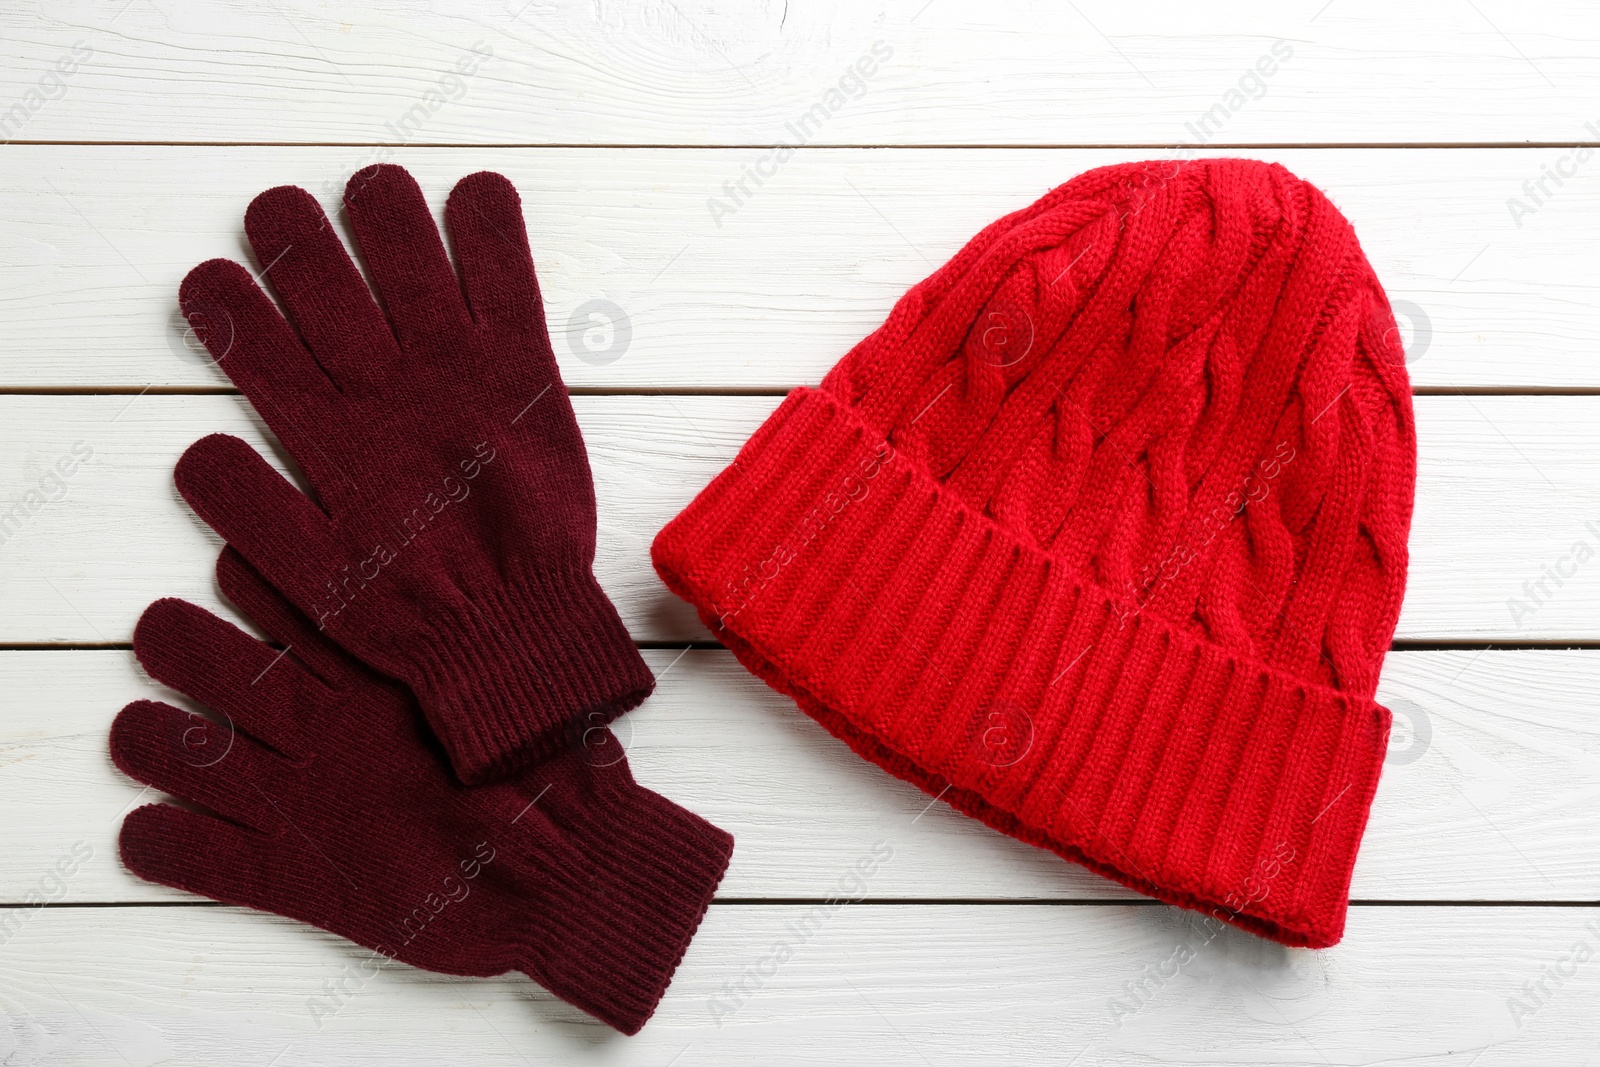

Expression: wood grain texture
xmin=1 ymin=1 xmax=1597 ymax=145
xmin=5 ymin=4 xmax=1600 ymax=1060
xmin=0 ymin=903 xmax=1589 ymax=1065
xmin=0 ymin=146 xmax=1595 ymax=390
xmin=1 ymin=393 xmax=1598 ymax=643
xmin=3 ymin=646 xmax=1599 ymax=903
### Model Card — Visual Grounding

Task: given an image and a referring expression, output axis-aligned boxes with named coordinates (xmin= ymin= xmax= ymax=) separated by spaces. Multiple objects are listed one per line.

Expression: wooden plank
xmin=0 ymin=903 xmax=1586 ymax=1063
xmin=2 ymin=393 xmax=1600 ymax=643
xmin=5 ymin=646 xmax=1599 ymax=903
xmin=1 ymin=2 xmax=1596 ymax=145
xmin=2 ymin=146 xmax=1596 ymax=390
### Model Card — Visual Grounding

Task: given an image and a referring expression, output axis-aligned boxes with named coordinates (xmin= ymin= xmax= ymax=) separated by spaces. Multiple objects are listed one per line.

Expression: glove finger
xmin=444 ymin=171 xmax=551 ymax=344
xmin=110 ymin=700 xmax=296 ymax=833
xmin=179 ymin=259 xmax=346 ymax=486
xmin=216 ymin=546 xmax=365 ymax=693
xmin=122 ymin=804 xmax=379 ymax=954
xmin=132 ymin=597 xmax=326 ymax=760
xmin=343 ymin=164 xmax=472 ymax=351
xmin=244 ymin=185 xmax=403 ymax=395
xmin=174 ymin=434 xmax=346 ymax=633
xmin=119 ymin=803 xmax=280 ymax=904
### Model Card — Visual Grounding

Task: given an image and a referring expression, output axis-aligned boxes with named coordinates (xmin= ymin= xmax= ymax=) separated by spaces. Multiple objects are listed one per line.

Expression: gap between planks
xmin=11 ymin=387 xmax=1600 ymax=397
xmin=9 ymin=899 xmax=1599 ymax=909
xmin=5 ymin=141 xmax=1600 ymax=150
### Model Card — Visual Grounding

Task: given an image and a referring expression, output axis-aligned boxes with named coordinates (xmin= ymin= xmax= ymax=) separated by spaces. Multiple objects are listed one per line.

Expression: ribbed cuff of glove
xmin=521 ymin=778 xmax=735 ymax=1034
xmin=406 ymin=563 xmax=656 ymax=785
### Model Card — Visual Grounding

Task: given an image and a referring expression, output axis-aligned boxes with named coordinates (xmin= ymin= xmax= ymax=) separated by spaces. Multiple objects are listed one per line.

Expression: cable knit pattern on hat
xmin=654 ymin=157 xmax=1415 ymax=948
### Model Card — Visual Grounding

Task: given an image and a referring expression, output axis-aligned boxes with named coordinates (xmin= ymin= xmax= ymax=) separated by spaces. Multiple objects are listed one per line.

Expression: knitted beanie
xmin=654 ymin=158 xmax=1415 ymax=948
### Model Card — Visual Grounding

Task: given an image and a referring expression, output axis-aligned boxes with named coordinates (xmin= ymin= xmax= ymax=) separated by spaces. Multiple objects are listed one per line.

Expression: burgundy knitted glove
xmin=111 ymin=548 xmax=732 ymax=1035
xmin=173 ymin=164 xmax=651 ymax=784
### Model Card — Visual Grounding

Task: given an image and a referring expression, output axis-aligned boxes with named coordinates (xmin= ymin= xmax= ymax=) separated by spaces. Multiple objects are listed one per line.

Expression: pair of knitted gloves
xmin=110 ymin=165 xmax=733 ymax=1035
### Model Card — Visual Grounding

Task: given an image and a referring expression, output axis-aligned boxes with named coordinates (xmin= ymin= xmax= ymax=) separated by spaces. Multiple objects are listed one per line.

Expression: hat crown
xmin=824 ymin=157 xmax=1415 ymax=696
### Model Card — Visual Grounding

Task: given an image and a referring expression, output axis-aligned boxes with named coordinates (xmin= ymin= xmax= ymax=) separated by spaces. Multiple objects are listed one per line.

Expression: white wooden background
xmin=2 ymin=1 xmax=1599 ymax=1063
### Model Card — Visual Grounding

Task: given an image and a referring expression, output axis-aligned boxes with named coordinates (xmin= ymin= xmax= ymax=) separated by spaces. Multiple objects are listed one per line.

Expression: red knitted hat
xmin=654 ymin=158 xmax=1415 ymax=948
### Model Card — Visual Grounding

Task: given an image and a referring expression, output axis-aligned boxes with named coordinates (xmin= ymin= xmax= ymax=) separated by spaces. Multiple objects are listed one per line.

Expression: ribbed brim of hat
xmin=653 ymin=387 xmax=1391 ymax=949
